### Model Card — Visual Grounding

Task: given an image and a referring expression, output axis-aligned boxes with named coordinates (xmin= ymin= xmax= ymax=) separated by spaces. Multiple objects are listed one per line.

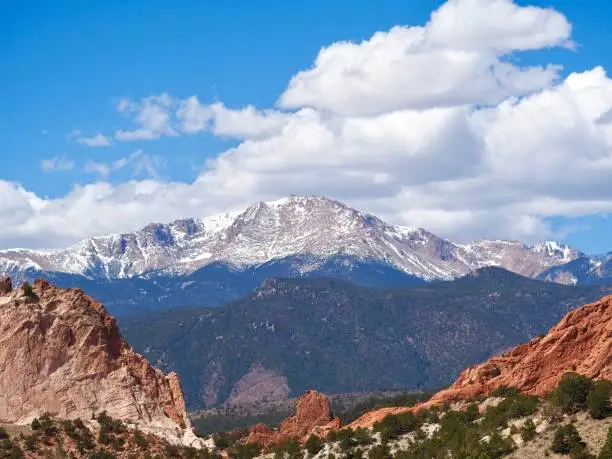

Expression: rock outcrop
xmin=246 ymin=390 xmax=340 ymax=447
xmin=350 ymin=295 xmax=612 ymax=429
xmin=0 ymin=279 xmax=200 ymax=445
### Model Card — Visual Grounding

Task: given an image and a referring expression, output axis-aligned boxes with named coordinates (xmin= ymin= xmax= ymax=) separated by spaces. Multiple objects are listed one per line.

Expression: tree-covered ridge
xmin=120 ymin=268 xmax=607 ymax=410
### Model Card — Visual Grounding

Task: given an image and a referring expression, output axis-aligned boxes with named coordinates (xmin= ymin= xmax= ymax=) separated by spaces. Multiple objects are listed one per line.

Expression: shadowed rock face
xmin=246 ymin=390 xmax=341 ymax=447
xmin=0 ymin=277 xmax=11 ymax=295
xmin=0 ymin=278 xmax=190 ymax=434
xmin=350 ymin=295 xmax=612 ymax=429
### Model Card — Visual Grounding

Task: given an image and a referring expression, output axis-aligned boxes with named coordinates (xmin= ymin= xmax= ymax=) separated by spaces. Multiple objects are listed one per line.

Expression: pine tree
xmin=588 ymin=380 xmax=612 ymax=419
xmin=552 ymin=424 xmax=586 ymax=454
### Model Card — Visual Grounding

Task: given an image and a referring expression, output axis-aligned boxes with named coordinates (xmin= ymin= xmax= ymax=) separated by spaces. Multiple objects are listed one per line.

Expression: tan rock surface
xmin=0 ymin=278 xmax=192 ymax=436
xmin=246 ymin=390 xmax=340 ymax=447
xmin=350 ymin=295 xmax=612 ymax=429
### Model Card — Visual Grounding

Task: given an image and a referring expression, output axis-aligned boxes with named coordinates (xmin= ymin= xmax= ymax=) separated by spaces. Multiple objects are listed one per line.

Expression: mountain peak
xmin=0 ymin=195 xmax=586 ymax=283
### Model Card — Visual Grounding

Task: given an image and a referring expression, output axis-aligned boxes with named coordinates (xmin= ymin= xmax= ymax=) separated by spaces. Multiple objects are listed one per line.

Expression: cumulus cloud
xmin=40 ymin=156 xmax=75 ymax=173
xmin=4 ymin=0 xmax=612 ymax=250
xmin=278 ymin=0 xmax=571 ymax=116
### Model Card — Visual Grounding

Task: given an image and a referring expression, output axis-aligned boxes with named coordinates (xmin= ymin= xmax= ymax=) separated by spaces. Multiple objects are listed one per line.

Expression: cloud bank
xmin=4 ymin=0 xmax=612 ymax=250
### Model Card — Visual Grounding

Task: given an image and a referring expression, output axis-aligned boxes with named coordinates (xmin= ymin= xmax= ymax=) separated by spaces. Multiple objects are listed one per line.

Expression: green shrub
xmin=491 ymin=386 xmax=521 ymax=398
xmin=305 ymin=434 xmax=324 ymax=456
xmin=272 ymin=439 xmax=301 ymax=459
xmin=373 ymin=412 xmax=420 ymax=442
xmin=228 ymin=443 xmax=260 ymax=459
xmin=353 ymin=428 xmax=373 ymax=446
xmin=213 ymin=432 xmax=230 ymax=449
xmin=551 ymin=424 xmax=586 ymax=455
xmin=133 ymin=430 xmax=149 ymax=450
xmin=327 ymin=427 xmax=354 ymax=445
xmin=520 ymin=419 xmax=537 ymax=442
xmin=483 ymin=393 xmax=539 ymax=430
xmin=588 ymin=380 xmax=612 ymax=419
xmin=486 ymin=431 xmax=515 ymax=457
xmin=465 ymin=403 xmax=479 ymax=422
xmin=550 ymin=373 xmax=594 ymax=414
xmin=368 ymin=443 xmax=390 ymax=459
xmin=22 ymin=282 xmax=37 ymax=300
xmin=30 ymin=418 xmax=41 ymax=430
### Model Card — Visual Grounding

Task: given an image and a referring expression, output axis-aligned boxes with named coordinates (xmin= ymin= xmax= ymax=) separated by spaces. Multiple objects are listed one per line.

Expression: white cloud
xmin=278 ymin=0 xmax=571 ymax=116
xmin=5 ymin=0 xmax=612 ymax=250
xmin=84 ymin=150 xmax=163 ymax=179
xmin=209 ymin=103 xmax=290 ymax=139
xmin=84 ymin=161 xmax=111 ymax=178
xmin=177 ymin=96 xmax=212 ymax=133
xmin=77 ymin=133 xmax=112 ymax=147
xmin=425 ymin=0 xmax=573 ymax=52
xmin=40 ymin=156 xmax=75 ymax=173
xmin=114 ymin=94 xmax=176 ymax=141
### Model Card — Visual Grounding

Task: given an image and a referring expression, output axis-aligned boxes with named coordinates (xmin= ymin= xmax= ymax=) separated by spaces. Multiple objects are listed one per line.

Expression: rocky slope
xmin=429 ymin=294 xmax=611 ymax=401
xmin=538 ymin=252 xmax=612 ymax=285
xmin=349 ymin=294 xmax=612 ymax=429
xmin=120 ymin=268 xmax=606 ymax=410
xmin=246 ymin=391 xmax=340 ymax=447
xmin=0 ymin=277 xmax=200 ymax=447
xmin=0 ymin=196 xmax=582 ymax=283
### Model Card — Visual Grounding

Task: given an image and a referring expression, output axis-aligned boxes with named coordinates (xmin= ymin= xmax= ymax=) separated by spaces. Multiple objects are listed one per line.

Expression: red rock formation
xmin=350 ymin=295 xmax=611 ymax=429
xmin=0 ymin=278 xmax=194 ymax=439
xmin=246 ymin=390 xmax=341 ymax=447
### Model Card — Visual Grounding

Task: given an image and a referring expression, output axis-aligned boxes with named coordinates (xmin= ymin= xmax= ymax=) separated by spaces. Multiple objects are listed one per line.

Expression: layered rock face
xmin=0 ymin=278 xmax=196 ymax=442
xmin=246 ymin=390 xmax=340 ymax=447
xmin=351 ymin=295 xmax=611 ymax=429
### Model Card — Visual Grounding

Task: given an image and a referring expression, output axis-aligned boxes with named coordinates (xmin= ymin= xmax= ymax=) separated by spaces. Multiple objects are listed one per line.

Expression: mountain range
xmin=2 ymin=196 xmax=608 ymax=314
xmin=119 ymin=267 xmax=609 ymax=411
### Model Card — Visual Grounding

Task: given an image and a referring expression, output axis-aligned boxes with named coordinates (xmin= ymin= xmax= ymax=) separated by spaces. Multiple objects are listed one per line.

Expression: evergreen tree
xmin=550 ymin=373 xmax=594 ymax=414
xmin=552 ymin=424 xmax=586 ymax=455
xmin=588 ymin=380 xmax=612 ymax=419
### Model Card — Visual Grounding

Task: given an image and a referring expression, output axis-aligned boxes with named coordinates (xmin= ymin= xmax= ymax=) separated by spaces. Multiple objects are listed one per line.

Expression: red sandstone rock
xmin=350 ymin=295 xmax=612 ymax=429
xmin=246 ymin=390 xmax=340 ymax=447
xmin=0 ymin=278 xmax=193 ymax=437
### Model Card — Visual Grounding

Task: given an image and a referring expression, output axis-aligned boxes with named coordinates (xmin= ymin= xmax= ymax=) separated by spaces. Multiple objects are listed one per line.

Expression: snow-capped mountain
xmin=0 ymin=195 xmax=584 ymax=282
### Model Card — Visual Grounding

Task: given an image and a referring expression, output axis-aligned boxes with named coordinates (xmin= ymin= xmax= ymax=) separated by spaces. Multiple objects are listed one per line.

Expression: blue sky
xmin=2 ymin=0 xmax=612 ymax=253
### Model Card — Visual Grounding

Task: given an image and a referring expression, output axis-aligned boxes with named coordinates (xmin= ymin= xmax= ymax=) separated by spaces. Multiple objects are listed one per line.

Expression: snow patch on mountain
xmin=0 ymin=195 xmax=585 ymax=282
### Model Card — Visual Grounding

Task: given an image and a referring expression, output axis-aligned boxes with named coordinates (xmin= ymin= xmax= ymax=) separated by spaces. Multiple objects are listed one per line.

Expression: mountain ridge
xmin=120 ymin=267 xmax=608 ymax=410
xmin=0 ymin=195 xmax=586 ymax=284
xmin=349 ymin=292 xmax=612 ymax=429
